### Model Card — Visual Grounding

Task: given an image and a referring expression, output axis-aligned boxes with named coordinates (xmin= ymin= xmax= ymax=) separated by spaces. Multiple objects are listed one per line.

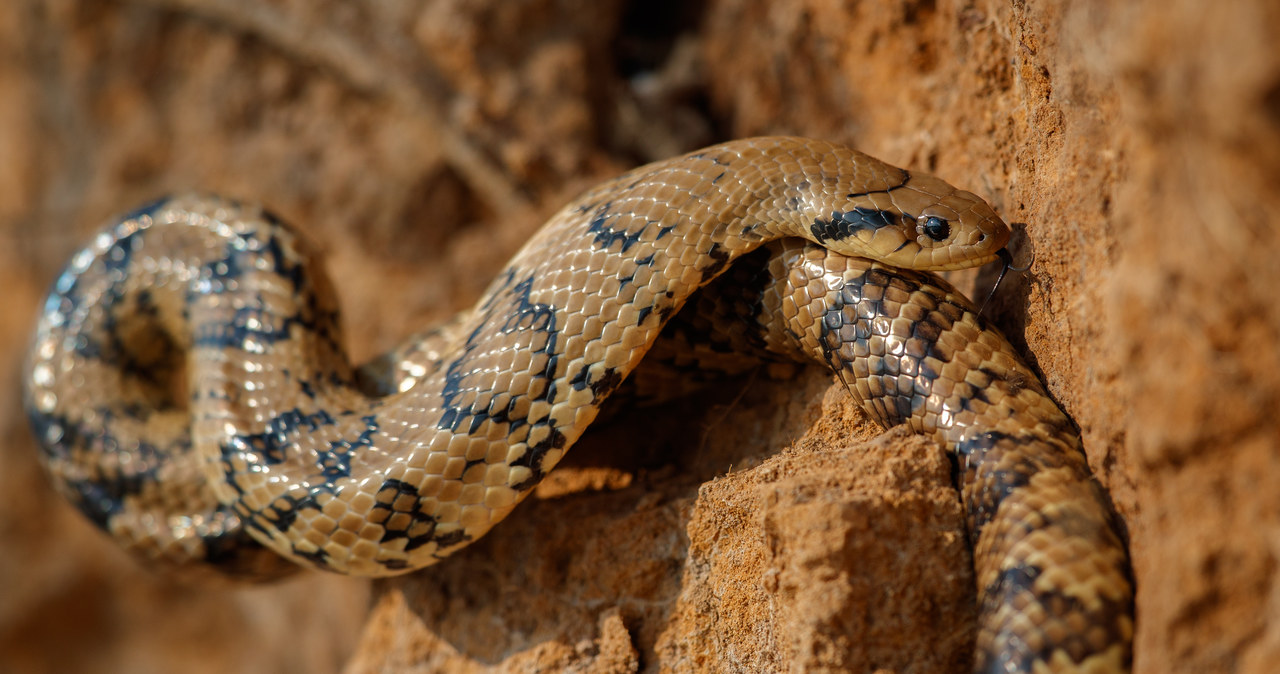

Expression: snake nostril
xmin=978 ymin=233 xmax=987 ymax=242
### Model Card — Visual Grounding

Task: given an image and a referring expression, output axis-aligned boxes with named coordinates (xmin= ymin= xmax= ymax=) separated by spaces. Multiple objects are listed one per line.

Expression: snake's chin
xmin=929 ymin=252 xmax=1004 ymax=272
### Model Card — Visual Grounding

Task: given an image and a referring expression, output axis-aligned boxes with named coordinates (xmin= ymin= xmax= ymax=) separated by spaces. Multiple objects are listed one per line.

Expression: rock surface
xmin=1 ymin=0 xmax=1277 ymax=672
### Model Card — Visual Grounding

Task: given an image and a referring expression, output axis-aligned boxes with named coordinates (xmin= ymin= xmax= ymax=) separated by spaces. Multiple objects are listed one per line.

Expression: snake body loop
xmin=24 ymin=137 xmax=1130 ymax=671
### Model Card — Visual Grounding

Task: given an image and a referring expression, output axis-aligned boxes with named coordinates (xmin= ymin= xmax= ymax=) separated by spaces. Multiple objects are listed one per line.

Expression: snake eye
xmin=920 ymin=216 xmax=950 ymax=242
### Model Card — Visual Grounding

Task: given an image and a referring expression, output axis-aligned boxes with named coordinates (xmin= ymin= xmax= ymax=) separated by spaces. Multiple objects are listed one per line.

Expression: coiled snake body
xmin=24 ymin=138 xmax=1132 ymax=672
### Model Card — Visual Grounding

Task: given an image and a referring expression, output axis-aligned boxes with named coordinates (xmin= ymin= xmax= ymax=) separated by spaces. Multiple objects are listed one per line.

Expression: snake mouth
xmin=924 ymin=251 xmax=1004 ymax=271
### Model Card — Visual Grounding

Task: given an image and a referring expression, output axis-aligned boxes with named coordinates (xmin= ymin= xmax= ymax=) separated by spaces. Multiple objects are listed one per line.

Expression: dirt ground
xmin=1 ymin=1 xmax=1277 ymax=672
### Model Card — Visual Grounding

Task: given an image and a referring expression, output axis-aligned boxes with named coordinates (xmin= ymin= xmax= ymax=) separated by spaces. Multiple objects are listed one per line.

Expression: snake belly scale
xmin=24 ymin=137 xmax=1132 ymax=671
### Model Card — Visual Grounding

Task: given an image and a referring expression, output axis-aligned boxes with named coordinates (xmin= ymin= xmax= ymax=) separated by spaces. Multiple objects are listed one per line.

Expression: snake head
xmin=804 ymin=157 xmax=1011 ymax=271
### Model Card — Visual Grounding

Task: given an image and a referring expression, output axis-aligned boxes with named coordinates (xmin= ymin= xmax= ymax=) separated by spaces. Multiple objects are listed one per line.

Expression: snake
xmin=23 ymin=137 xmax=1132 ymax=672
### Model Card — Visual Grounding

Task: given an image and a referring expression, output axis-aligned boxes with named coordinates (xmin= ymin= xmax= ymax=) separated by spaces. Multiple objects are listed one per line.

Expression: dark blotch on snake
xmin=810 ymin=208 xmax=909 ymax=243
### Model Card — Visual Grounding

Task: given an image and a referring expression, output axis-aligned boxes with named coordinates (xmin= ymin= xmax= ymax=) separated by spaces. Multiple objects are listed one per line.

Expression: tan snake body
xmin=23 ymin=137 xmax=1132 ymax=672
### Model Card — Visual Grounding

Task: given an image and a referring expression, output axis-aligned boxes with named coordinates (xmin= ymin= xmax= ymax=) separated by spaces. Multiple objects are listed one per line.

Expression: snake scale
xmin=24 ymin=137 xmax=1132 ymax=672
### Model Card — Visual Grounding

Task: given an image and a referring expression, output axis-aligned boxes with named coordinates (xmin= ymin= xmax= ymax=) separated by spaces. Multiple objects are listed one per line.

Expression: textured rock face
xmin=1 ymin=1 xmax=1276 ymax=672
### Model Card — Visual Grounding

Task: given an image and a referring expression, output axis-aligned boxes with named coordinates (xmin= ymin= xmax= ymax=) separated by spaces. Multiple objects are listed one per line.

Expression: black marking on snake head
xmin=846 ymin=170 xmax=911 ymax=199
xmin=110 ymin=296 xmax=186 ymax=392
xmin=810 ymin=208 xmax=911 ymax=243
